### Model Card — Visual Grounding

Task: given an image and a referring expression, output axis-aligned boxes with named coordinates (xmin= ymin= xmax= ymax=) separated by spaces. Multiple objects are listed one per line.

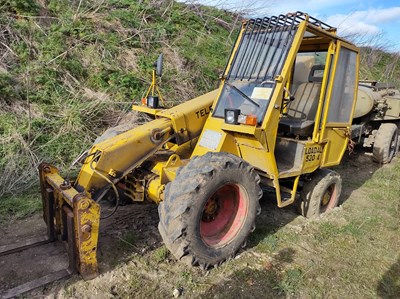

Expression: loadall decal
xmin=305 ymin=146 xmax=323 ymax=162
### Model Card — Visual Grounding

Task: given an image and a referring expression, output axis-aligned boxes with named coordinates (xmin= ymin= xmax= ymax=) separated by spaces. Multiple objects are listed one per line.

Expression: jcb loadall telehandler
xmin=1 ymin=12 xmax=364 ymax=297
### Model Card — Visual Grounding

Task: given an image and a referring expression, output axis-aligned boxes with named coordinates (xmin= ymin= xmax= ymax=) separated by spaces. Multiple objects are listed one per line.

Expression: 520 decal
xmin=305 ymin=146 xmax=323 ymax=162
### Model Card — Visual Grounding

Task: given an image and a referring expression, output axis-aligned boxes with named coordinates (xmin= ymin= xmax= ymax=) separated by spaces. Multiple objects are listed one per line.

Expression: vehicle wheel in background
xmin=298 ymin=169 xmax=342 ymax=219
xmin=373 ymin=123 xmax=399 ymax=164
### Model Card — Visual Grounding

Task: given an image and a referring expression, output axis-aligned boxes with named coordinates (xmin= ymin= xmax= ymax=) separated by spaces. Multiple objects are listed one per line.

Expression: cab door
xmin=319 ymin=41 xmax=359 ymax=167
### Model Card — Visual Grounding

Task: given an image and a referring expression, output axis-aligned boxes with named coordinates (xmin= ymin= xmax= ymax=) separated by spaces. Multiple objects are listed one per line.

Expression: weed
xmin=129 ymin=275 xmax=141 ymax=290
xmin=181 ymin=270 xmax=193 ymax=284
xmin=117 ymin=231 xmax=137 ymax=250
xmin=151 ymin=246 xmax=170 ymax=264
xmin=275 ymin=267 xmax=303 ymax=295
xmin=3 ymin=0 xmax=39 ymax=15
xmin=0 ymin=191 xmax=41 ymax=224
xmin=314 ymin=222 xmax=339 ymax=242
xmin=258 ymin=234 xmax=279 ymax=253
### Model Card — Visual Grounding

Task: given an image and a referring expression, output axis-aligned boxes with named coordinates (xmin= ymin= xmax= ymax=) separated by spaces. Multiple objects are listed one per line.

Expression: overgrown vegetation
xmin=0 ymin=0 xmax=240 ymax=200
xmin=360 ymin=46 xmax=400 ymax=86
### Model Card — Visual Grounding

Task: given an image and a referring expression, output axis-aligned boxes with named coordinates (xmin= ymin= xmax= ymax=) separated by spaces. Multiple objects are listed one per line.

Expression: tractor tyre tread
xmin=299 ymin=169 xmax=341 ymax=219
xmin=158 ymin=152 xmax=262 ymax=269
xmin=373 ymin=123 xmax=399 ymax=164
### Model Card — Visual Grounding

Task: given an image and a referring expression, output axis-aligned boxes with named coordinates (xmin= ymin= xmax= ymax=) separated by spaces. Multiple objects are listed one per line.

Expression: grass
xmin=0 ymin=0 xmax=237 ymax=200
xmin=0 ymin=190 xmax=41 ymax=224
xmin=276 ymin=267 xmax=303 ymax=295
xmin=290 ymin=158 xmax=400 ymax=298
xmin=151 ymin=246 xmax=170 ymax=264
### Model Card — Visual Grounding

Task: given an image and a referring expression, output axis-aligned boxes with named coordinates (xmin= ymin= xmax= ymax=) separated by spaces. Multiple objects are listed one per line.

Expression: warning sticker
xmin=251 ymin=87 xmax=273 ymax=100
xmin=198 ymin=130 xmax=222 ymax=150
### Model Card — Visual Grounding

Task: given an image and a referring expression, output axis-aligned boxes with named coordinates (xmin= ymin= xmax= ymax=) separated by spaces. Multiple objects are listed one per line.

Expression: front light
xmin=147 ymin=96 xmax=159 ymax=108
xmin=224 ymin=109 xmax=240 ymax=125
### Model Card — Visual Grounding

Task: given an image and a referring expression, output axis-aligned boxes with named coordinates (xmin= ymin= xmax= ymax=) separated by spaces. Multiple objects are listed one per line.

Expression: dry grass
xmin=8 ymin=154 xmax=395 ymax=298
xmin=0 ymin=0 xmax=236 ymax=199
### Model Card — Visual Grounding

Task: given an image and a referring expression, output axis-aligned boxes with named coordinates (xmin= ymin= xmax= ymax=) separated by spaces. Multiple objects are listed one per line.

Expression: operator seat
xmin=279 ymin=65 xmax=325 ymax=136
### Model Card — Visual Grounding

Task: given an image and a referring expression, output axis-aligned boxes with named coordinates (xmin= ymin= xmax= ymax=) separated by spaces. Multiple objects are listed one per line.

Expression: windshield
xmin=214 ymin=81 xmax=273 ymax=123
xmin=213 ymin=16 xmax=297 ymax=124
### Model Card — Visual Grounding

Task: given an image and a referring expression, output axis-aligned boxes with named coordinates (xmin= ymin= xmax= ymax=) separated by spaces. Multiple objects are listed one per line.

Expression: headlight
xmin=147 ymin=96 xmax=159 ymax=108
xmin=224 ymin=109 xmax=240 ymax=125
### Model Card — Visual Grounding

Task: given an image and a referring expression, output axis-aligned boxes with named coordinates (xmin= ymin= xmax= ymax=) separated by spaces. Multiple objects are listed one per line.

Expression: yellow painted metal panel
xmin=321 ymin=128 xmax=350 ymax=167
xmin=302 ymin=143 xmax=324 ymax=173
xmin=76 ymin=90 xmax=217 ymax=197
xmin=131 ymin=105 xmax=161 ymax=115
xmin=156 ymin=89 xmax=218 ymax=144
xmin=221 ymin=123 xmax=256 ymax=135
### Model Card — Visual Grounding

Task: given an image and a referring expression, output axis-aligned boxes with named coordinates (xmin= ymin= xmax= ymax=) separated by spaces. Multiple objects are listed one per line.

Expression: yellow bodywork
xmin=39 ymin=90 xmax=216 ymax=278
xmin=75 ymin=89 xmax=217 ymax=198
xmin=39 ymin=164 xmax=100 ymax=279
xmin=191 ymin=17 xmax=359 ymax=207
xmin=38 ymin=13 xmax=360 ymax=280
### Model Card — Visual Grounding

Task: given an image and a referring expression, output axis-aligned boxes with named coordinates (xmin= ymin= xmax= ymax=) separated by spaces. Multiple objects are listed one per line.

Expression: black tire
xmin=299 ymin=169 xmax=342 ymax=219
xmin=158 ymin=152 xmax=262 ymax=269
xmin=373 ymin=123 xmax=399 ymax=164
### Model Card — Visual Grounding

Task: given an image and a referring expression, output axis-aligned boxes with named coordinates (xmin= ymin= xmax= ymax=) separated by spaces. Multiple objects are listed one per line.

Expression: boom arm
xmin=75 ymin=89 xmax=217 ymax=200
xmin=75 ymin=117 xmax=173 ymax=199
xmin=37 ymin=89 xmax=217 ymax=280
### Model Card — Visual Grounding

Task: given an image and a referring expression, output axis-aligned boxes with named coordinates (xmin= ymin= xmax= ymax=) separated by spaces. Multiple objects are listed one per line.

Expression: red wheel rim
xmin=200 ymin=184 xmax=249 ymax=248
xmin=320 ymin=184 xmax=337 ymax=213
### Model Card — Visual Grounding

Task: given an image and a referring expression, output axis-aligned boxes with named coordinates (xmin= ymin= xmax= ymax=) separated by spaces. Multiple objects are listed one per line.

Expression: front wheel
xmin=158 ymin=152 xmax=262 ymax=269
xmin=298 ymin=169 xmax=342 ymax=219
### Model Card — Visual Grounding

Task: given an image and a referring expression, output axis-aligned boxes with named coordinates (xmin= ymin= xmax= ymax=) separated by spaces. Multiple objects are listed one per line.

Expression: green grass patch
xmin=151 ymin=246 xmax=170 ymax=264
xmin=364 ymin=163 xmax=400 ymax=202
xmin=0 ymin=191 xmax=42 ymax=224
xmin=275 ymin=267 xmax=303 ymax=295
xmin=0 ymin=0 xmax=237 ymax=211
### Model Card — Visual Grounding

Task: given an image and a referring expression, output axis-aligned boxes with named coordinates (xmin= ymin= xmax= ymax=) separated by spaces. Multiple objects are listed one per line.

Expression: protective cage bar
xmin=228 ymin=14 xmax=296 ymax=81
xmin=226 ymin=12 xmax=334 ymax=82
xmin=293 ymin=11 xmax=335 ymax=30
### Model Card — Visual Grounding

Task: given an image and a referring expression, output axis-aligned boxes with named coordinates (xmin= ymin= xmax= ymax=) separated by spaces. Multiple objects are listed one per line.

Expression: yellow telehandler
xmin=1 ymin=12 xmax=364 ymax=297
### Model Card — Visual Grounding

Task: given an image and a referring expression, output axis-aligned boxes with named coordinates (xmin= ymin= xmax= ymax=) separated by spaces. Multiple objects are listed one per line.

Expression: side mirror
xmin=155 ymin=53 xmax=163 ymax=77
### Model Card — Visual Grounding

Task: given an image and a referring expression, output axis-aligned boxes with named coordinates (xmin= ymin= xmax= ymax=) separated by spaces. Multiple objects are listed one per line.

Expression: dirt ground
xmin=0 ymin=151 xmax=399 ymax=298
xmin=0 ymin=202 xmax=162 ymax=295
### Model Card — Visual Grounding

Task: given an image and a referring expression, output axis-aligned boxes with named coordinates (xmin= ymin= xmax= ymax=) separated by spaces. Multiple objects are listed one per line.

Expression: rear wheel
xmin=299 ymin=169 xmax=341 ymax=219
xmin=373 ymin=123 xmax=399 ymax=164
xmin=158 ymin=152 xmax=262 ymax=269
